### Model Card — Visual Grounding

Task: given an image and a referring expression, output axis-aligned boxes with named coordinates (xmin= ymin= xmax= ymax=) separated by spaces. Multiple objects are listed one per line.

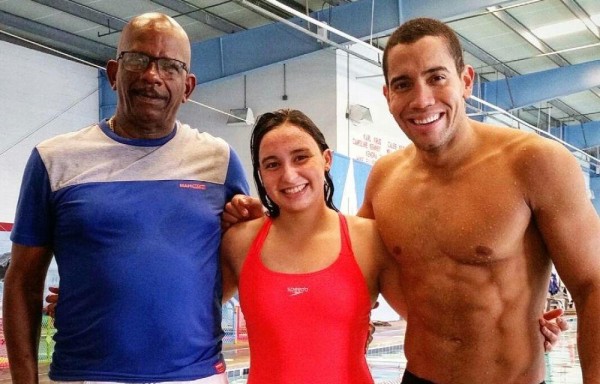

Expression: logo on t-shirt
xmin=179 ymin=182 xmax=206 ymax=190
xmin=214 ymin=360 xmax=226 ymax=373
xmin=287 ymin=287 xmax=309 ymax=296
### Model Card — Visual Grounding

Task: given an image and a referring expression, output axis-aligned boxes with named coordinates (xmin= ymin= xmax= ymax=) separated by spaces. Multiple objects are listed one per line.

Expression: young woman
xmin=220 ymin=109 xmax=405 ymax=384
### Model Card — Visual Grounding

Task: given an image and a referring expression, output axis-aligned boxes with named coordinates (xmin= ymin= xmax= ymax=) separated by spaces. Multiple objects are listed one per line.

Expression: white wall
xmin=0 ymin=41 xmax=99 ymax=222
xmin=335 ymin=44 xmax=411 ymax=165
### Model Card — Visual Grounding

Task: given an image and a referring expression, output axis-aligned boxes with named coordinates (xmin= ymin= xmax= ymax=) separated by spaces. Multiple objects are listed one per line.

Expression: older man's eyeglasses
xmin=117 ymin=51 xmax=189 ymax=78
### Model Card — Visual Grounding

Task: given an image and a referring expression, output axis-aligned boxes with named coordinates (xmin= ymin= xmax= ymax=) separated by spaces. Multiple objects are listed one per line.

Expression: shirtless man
xmin=356 ymin=18 xmax=600 ymax=383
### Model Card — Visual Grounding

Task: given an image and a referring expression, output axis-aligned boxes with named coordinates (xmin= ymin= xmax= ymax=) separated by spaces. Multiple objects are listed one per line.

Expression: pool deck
xmin=0 ymin=320 xmax=408 ymax=383
xmin=0 ymin=317 xmax=582 ymax=384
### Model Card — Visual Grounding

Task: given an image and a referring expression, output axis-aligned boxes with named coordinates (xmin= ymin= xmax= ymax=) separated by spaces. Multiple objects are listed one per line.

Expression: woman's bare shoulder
xmin=222 ymin=216 xmax=268 ymax=260
xmin=345 ymin=214 xmax=377 ymax=233
xmin=345 ymin=215 xmax=387 ymax=260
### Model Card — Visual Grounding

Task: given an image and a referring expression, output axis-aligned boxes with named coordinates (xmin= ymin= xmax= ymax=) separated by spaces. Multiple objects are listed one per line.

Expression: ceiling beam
xmin=322 ymin=0 xmax=352 ymax=5
xmin=479 ymin=6 xmax=599 ymax=124
xmin=564 ymin=120 xmax=600 ymax=149
xmin=487 ymin=6 xmax=571 ymax=67
xmin=549 ymin=98 xmax=592 ymax=123
xmin=236 ymin=0 xmax=294 ymax=21
xmin=561 ymin=0 xmax=600 ymax=39
xmin=402 ymin=0 xmax=512 ymax=22
xmin=458 ymin=34 xmax=518 ymax=77
xmin=184 ymin=0 xmax=521 ymax=84
xmin=458 ymin=34 xmax=582 ymax=127
xmin=236 ymin=0 xmax=311 ymax=20
xmin=149 ymin=0 xmax=244 ymax=34
xmin=481 ymin=60 xmax=600 ymax=113
xmin=0 ymin=9 xmax=115 ymax=64
xmin=258 ymin=0 xmax=309 ymax=14
xmin=31 ymin=0 xmax=127 ymax=31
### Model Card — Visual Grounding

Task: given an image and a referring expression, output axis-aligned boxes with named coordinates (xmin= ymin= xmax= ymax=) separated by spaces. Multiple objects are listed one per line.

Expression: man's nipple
xmin=475 ymin=245 xmax=493 ymax=256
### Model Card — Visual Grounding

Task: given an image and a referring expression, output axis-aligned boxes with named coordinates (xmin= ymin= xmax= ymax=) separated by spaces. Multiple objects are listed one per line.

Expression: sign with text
xmin=351 ymin=132 xmax=403 ymax=165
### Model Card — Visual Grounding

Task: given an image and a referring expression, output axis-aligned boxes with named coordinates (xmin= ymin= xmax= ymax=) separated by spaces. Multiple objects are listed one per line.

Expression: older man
xmin=4 ymin=13 xmax=248 ymax=383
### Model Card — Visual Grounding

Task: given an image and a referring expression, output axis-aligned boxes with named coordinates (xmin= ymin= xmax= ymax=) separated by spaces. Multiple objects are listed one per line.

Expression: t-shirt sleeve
xmin=10 ymin=148 xmax=54 ymax=247
xmin=224 ymin=146 xmax=250 ymax=201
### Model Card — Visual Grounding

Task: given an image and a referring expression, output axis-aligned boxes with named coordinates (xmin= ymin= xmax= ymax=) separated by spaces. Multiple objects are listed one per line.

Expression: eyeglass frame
xmin=116 ymin=51 xmax=189 ymax=77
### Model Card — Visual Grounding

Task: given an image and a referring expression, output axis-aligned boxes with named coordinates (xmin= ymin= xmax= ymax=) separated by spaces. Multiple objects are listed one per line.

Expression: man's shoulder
xmin=345 ymin=215 xmax=378 ymax=240
xmin=178 ymin=122 xmax=229 ymax=147
xmin=477 ymin=121 xmax=541 ymax=144
xmin=177 ymin=122 xmax=235 ymax=160
xmin=37 ymin=122 xmax=101 ymax=149
xmin=369 ymin=146 xmax=412 ymax=177
xmin=35 ymin=123 xmax=107 ymax=163
xmin=476 ymin=122 xmax=576 ymax=176
xmin=345 ymin=214 xmax=376 ymax=229
xmin=477 ymin=122 xmax=561 ymax=156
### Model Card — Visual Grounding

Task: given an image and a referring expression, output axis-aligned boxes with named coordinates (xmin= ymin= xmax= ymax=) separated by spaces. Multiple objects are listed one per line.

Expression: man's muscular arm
xmin=523 ymin=138 xmax=600 ymax=381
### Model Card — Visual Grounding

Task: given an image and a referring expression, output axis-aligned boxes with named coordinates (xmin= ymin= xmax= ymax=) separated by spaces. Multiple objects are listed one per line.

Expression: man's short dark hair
xmin=383 ymin=18 xmax=465 ymax=84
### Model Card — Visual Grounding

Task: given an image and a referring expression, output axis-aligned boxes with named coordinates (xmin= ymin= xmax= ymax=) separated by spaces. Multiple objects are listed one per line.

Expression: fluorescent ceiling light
xmin=532 ymin=19 xmax=587 ymax=39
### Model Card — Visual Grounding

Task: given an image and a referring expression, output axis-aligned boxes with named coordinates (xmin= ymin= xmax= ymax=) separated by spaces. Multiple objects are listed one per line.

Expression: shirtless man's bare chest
xmin=369 ymin=147 xmax=551 ymax=383
xmin=373 ymin=154 xmax=534 ymax=267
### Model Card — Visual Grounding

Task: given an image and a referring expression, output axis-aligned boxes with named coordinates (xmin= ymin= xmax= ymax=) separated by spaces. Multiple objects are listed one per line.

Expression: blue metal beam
xmin=564 ymin=120 xmax=600 ymax=149
xmin=480 ymin=60 xmax=600 ymax=111
xmin=189 ymin=0 xmax=510 ymax=84
xmin=189 ymin=0 xmax=399 ymax=84
xmin=592 ymin=177 xmax=600 ymax=213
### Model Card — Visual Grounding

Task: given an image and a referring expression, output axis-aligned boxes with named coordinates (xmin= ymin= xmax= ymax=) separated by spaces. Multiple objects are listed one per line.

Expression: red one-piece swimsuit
xmin=239 ymin=213 xmax=374 ymax=384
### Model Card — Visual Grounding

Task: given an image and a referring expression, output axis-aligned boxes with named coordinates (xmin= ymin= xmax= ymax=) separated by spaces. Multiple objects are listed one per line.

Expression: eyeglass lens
xmin=119 ymin=52 xmax=187 ymax=77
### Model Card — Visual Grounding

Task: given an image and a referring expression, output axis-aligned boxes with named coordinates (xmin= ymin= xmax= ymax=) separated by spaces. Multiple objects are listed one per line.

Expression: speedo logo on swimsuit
xmin=287 ymin=287 xmax=309 ymax=296
xmin=179 ymin=183 xmax=206 ymax=190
